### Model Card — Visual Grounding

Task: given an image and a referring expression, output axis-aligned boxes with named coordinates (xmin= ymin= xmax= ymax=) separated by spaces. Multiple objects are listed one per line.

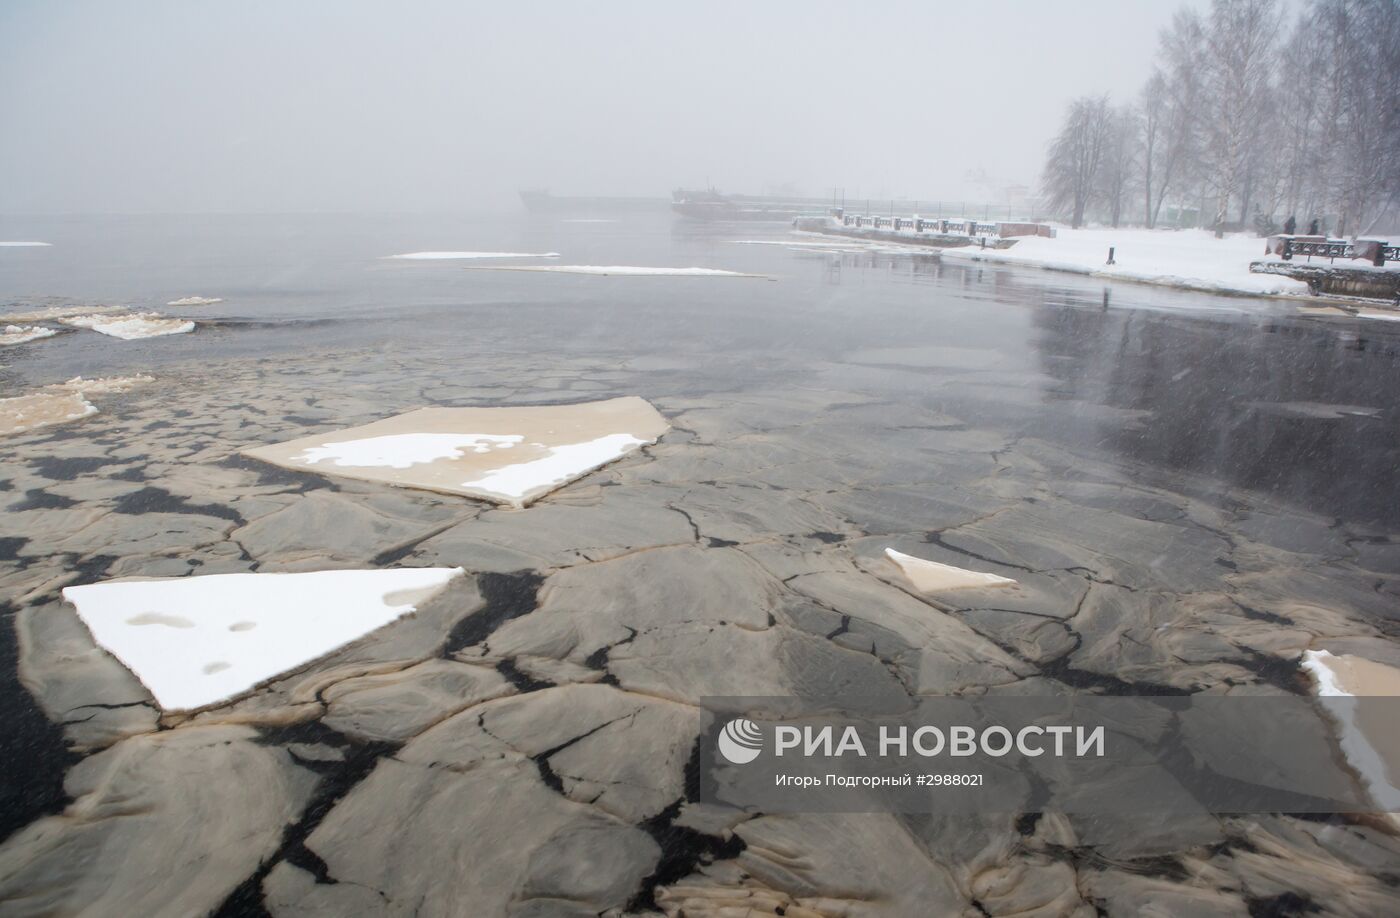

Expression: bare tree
xmin=1143 ymin=10 xmax=1205 ymax=228
xmin=1099 ymin=105 xmax=1140 ymax=227
xmin=1041 ymin=95 xmax=1112 ymax=228
xmin=1200 ymin=0 xmax=1281 ymax=235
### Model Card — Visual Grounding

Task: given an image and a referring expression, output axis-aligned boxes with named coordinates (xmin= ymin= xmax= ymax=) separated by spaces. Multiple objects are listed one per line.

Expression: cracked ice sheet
xmin=243 ymin=396 xmax=670 ymax=508
xmin=61 ymin=567 xmax=463 ymax=712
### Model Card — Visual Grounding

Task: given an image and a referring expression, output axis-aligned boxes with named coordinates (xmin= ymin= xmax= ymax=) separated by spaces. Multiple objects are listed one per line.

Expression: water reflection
xmin=1028 ymin=298 xmax=1400 ymax=528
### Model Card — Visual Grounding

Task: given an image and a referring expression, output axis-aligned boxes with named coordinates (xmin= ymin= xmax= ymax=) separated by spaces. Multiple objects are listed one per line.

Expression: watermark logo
xmin=717 ymin=718 xmax=764 ymax=764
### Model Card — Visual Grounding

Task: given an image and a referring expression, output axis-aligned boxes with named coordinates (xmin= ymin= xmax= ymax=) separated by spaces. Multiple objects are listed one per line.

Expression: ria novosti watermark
xmin=720 ymin=717 xmax=1105 ymax=764
xmin=700 ymin=695 xmax=1395 ymax=815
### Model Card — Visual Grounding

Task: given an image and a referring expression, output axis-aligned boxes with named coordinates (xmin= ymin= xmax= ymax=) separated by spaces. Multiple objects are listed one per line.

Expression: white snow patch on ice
xmin=493 ymin=265 xmax=763 ymax=277
xmin=885 ymin=548 xmax=1017 ymax=592
xmin=166 ymin=296 xmax=223 ymax=306
xmin=0 ymin=241 xmax=51 ymax=247
xmin=460 ymin=433 xmax=647 ymax=504
xmin=0 ymin=325 xmax=57 ymax=346
xmin=60 ymin=312 xmax=195 ymax=340
xmin=386 ymin=251 xmax=560 ymax=260
xmin=296 ymin=432 xmax=524 ymax=469
xmin=63 ymin=567 xmax=464 ymax=712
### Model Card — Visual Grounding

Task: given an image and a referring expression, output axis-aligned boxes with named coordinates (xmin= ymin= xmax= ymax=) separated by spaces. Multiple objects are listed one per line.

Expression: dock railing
xmin=1267 ymin=235 xmax=1398 ymax=267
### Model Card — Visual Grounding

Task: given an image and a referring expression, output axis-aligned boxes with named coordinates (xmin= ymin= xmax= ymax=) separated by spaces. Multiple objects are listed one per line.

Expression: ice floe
xmin=61 ymin=567 xmax=464 ymax=711
xmin=60 ymin=312 xmax=195 ymax=340
xmin=245 ymin=396 xmax=669 ymax=507
xmin=885 ymin=547 xmax=1017 ymax=592
xmin=1302 ymin=649 xmax=1400 ymax=813
xmin=0 ymin=324 xmax=57 ymax=346
xmin=491 ymin=265 xmax=763 ymax=277
xmin=386 ymin=251 xmax=560 ymax=260
xmin=166 ymin=296 xmax=223 ymax=306
xmin=0 ymin=240 xmax=51 ymax=247
xmin=0 ymin=391 xmax=96 ymax=436
xmin=0 ymin=374 xmax=151 ymax=437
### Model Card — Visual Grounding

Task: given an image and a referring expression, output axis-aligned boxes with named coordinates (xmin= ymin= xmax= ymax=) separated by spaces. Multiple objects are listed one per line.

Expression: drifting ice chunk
xmin=386 ymin=251 xmax=560 ymax=260
xmin=491 ymin=265 xmax=762 ymax=277
xmin=244 ymin=397 xmax=669 ymax=508
xmin=885 ymin=547 xmax=1017 ymax=592
xmin=0 ymin=324 xmax=57 ymax=346
xmin=0 ymin=375 xmax=150 ymax=437
xmin=166 ymin=296 xmax=223 ymax=306
xmin=61 ymin=312 xmax=195 ymax=340
xmin=62 ymin=567 xmax=464 ymax=712
xmin=0 ymin=241 xmax=51 ymax=247
xmin=0 ymin=391 xmax=96 ymax=436
xmin=1302 ymin=649 xmax=1400 ymax=813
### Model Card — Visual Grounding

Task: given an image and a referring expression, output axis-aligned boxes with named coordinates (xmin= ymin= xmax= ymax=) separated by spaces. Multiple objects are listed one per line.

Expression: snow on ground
xmin=885 ymin=547 xmax=1017 ymax=592
xmin=936 ymin=226 xmax=1310 ymax=297
xmin=386 ymin=251 xmax=560 ymax=260
xmin=492 ymin=265 xmax=763 ymax=277
xmin=62 ymin=568 xmax=464 ymax=711
xmin=0 ymin=241 xmax=51 ymax=247
xmin=245 ymin=397 xmax=670 ymax=508
xmin=0 ymin=325 xmax=58 ymax=346
xmin=1302 ymin=650 xmax=1400 ymax=814
xmin=60 ymin=312 xmax=195 ymax=340
xmin=166 ymin=296 xmax=223 ymax=306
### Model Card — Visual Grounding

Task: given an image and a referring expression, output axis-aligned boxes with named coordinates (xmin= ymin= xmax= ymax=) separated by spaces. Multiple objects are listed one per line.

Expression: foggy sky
xmin=0 ymin=1 xmax=1205 ymax=214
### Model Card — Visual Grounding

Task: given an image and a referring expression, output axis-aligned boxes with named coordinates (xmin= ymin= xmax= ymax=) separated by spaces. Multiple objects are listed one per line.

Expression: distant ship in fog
xmin=518 ymin=189 xmax=669 ymax=214
xmin=670 ymin=187 xmax=833 ymax=222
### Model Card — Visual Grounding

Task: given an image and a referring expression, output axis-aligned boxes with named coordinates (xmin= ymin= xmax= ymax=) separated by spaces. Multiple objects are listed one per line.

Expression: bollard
xmin=1106 ymin=246 xmax=1116 ymax=265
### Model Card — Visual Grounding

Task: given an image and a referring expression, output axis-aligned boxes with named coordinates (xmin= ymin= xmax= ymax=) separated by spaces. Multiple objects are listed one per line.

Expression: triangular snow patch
xmin=885 ymin=548 xmax=1016 ymax=592
xmin=62 ymin=568 xmax=463 ymax=712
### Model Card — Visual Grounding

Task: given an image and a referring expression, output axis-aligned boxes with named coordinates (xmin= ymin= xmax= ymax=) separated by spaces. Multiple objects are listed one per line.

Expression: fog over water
xmin=0 ymin=0 xmax=1203 ymax=214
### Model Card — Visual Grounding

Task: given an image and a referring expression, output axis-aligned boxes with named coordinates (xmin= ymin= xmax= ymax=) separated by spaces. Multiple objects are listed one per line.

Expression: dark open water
xmin=3 ymin=211 xmax=1396 ymax=528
